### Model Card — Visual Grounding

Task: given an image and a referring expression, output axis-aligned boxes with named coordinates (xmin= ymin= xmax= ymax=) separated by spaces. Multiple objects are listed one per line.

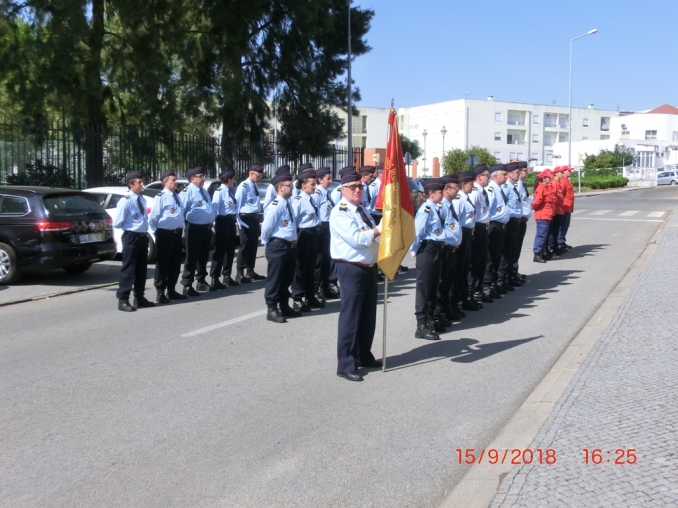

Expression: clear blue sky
xmin=351 ymin=0 xmax=677 ymax=112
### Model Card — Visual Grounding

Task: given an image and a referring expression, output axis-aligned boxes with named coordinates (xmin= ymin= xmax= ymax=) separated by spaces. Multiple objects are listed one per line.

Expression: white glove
xmin=410 ymin=251 xmax=416 ymax=257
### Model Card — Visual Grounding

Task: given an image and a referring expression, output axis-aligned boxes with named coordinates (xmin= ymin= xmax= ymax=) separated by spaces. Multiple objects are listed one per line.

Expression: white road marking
xmin=590 ymin=210 xmax=613 ymax=215
xmin=571 ymin=210 xmax=588 ymax=214
xmin=647 ymin=211 xmax=666 ymax=218
xmin=182 ymin=310 xmax=268 ymax=337
xmin=618 ymin=210 xmax=639 ymax=217
xmin=572 ymin=217 xmax=663 ymax=223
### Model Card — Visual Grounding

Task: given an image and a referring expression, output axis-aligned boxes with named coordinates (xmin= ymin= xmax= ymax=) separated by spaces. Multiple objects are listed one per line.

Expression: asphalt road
xmin=1 ymin=186 xmax=676 ymax=507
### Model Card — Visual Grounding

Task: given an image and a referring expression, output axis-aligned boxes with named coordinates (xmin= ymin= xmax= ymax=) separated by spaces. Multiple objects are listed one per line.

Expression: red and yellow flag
xmin=376 ymin=109 xmax=416 ymax=281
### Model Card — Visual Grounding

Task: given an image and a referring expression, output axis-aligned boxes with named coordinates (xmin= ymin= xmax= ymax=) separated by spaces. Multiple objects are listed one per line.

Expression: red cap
xmin=554 ymin=166 xmax=567 ymax=173
xmin=539 ymin=169 xmax=554 ymax=179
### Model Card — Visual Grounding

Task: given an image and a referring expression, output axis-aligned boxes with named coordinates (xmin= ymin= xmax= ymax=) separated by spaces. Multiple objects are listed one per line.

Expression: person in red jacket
xmin=547 ymin=167 xmax=566 ymax=257
xmin=532 ymin=169 xmax=555 ymax=263
xmin=558 ymin=166 xmax=575 ymax=251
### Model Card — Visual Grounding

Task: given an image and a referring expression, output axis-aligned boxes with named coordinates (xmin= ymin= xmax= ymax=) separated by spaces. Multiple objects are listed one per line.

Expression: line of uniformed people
xmin=532 ymin=165 xmax=575 ymax=262
xmin=410 ymin=161 xmax=535 ymax=339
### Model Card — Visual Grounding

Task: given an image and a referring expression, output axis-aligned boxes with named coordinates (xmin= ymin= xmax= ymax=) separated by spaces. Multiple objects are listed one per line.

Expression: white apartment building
xmin=342 ymin=97 xmax=619 ymax=167
xmin=552 ymin=104 xmax=678 ymax=171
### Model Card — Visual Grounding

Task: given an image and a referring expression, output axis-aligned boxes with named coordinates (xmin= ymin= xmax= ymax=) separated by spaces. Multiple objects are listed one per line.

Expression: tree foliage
xmin=399 ymin=134 xmax=421 ymax=161
xmin=583 ymin=145 xmax=634 ymax=170
xmin=442 ymin=146 xmax=497 ymax=174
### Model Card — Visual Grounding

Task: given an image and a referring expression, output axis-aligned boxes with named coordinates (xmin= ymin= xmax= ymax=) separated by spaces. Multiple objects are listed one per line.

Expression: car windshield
xmin=43 ymin=193 xmax=103 ymax=216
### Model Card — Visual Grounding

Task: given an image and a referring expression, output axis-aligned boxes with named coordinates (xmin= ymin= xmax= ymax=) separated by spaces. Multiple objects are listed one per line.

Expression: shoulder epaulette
xmin=487 ymin=187 xmax=494 ymax=192
xmin=453 ymin=196 xmax=460 ymax=200
xmin=181 ymin=188 xmax=187 ymax=192
xmin=315 ymin=189 xmax=321 ymax=194
xmin=339 ymin=203 xmax=348 ymax=211
xmin=370 ymin=182 xmax=377 ymax=187
xmin=156 ymin=192 xmax=162 ymax=196
xmin=424 ymin=205 xmax=431 ymax=213
xmin=294 ymin=196 xmax=301 ymax=200
xmin=240 ymin=182 xmax=247 ymax=187
xmin=124 ymin=195 xmax=130 ymax=199
xmin=502 ymin=184 xmax=508 ymax=188
xmin=271 ymin=199 xmax=278 ymax=206
xmin=437 ymin=202 xmax=443 ymax=208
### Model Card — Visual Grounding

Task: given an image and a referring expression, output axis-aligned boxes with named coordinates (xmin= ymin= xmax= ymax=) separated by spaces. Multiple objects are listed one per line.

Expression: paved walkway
xmin=490 ymin=211 xmax=678 ymax=507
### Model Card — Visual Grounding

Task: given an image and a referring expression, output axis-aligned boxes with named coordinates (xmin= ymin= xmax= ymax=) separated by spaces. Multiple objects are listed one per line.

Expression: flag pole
xmin=381 ymin=100 xmax=395 ymax=373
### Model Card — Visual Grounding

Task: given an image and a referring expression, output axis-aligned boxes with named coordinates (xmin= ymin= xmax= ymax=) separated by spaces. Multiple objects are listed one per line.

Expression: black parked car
xmin=0 ymin=186 xmax=116 ymax=284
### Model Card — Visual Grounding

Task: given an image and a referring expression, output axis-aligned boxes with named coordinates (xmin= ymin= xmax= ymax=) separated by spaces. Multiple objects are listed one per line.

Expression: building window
xmin=673 ymin=131 xmax=678 ymax=141
xmin=621 ymin=131 xmax=630 ymax=139
xmin=494 ymin=132 xmax=501 ymax=141
xmin=533 ymin=115 xmax=539 ymax=124
xmin=583 ymin=118 xmax=589 ymax=127
xmin=531 ymin=152 xmax=539 ymax=161
xmin=495 ymin=112 xmax=502 ymax=121
xmin=494 ymin=151 xmax=502 ymax=160
xmin=600 ymin=135 xmax=610 ymax=140
xmin=544 ymin=114 xmax=556 ymax=128
xmin=544 ymin=135 xmax=552 ymax=146
xmin=645 ymin=130 xmax=657 ymax=140
xmin=510 ymin=152 xmax=517 ymax=160
xmin=532 ymin=134 xmax=539 ymax=143
xmin=507 ymin=114 xmax=523 ymax=126
xmin=546 ymin=153 xmax=553 ymax=163
xmin=582 ymin=136 xmax=588 ymax=141
xmin=558 ymin=133 xmax=567 ymax=142
xmin=600 ymin=117 xmax=610 ymax=131
xmin=517 ymin=152 xmax=524 ymax=160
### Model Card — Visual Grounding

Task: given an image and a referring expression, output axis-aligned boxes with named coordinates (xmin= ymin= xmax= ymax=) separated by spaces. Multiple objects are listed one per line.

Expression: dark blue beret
xmin=186 ymin=167 xmax=204 ymax=179
xmin=126 ymin=171 xmax=142 ymax=181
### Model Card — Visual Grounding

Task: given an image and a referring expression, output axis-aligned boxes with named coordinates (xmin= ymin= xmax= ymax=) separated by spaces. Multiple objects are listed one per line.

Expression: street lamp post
xmin=440 ymin=126 xmax=447 ymax=172
xmin=422 ymin=129 xmax=428 ymax=176
xmin=619 ymin=143 xmax=627 ymax=173
xmin=568 ymin=28 xmax=598 ymax=194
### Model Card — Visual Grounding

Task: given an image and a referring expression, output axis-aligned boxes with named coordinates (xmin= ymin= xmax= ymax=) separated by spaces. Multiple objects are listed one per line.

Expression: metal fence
xmin=0 ymin=119 xmax=364 ymax=188
xmin=623 ymin=167 xmax=657 ymax=187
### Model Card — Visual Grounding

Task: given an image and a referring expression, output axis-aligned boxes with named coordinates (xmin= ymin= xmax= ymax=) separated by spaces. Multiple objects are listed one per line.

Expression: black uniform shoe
xmin=360 ymin=359 xmax=383 ymax=368
xmin=156 ymin=292 xmax=171 ymax=304
xmin=235 ymin=268 xmax=251 ymax=284
xmin=167 ymin=289 xmax=188 ymax=300
xmin=517 ymin=272 xmax=527 ymax=281
xmin=499 ymin=281 xmax=515 ymax=292
xmin=266 ymin=304 xmax=286 ymax=324
xmin=562 ymin=243 xmax=572 ymax=250
xmin=183 ymin=285 xmax=201 ymax=297
xmin=447 ymin=308 xmax=463 ymax=321
xmin=307 ymin=296 xmax=325 ymax=309
xmin=509 ymin=279 xmax=523 ymax=288
xmin=486 ymin=285 xmax=501 ymax=299
xmin=247 ymin=270 xmax=265 ymax=281
xmin=280 ymin=304 xmax=302 ymax=318
xmin=398 ymin=265 xmax=409 ymax=273
xmin=118 ymin=299 xmax=136 ymax=312
xmin=415 ymin=324 xmax=440 ymax=340
xmin=436 ymin=316 xmax=452 ymax=328
xmin=323 ymin=285 xmax=340 ymax=299
xmin=462 ymin=298 xmax=480 ymax=311
xmin=456 ymin=305 xmax=466 ymax=318
xmin=211 ymin=278 xmax=227 ymax=290
xmin=196 ymin=282 xmax=211 ymax=292
xmin=313 ymin=293 xmax=327 ymax=305
xmin=224 ymin=276 xmax=240 ymax=287
xmin=427 ymin=318 xmax=446 ymax=333
xmin=533 ymin=253 xmax=547 ymax=263
xmin=133 ymin=296 xmax=155 ymax=309
xmin=337 ymin=371 xmax=363 ymax=382
xmin=293 ymin=300 xmax=310 ymax=312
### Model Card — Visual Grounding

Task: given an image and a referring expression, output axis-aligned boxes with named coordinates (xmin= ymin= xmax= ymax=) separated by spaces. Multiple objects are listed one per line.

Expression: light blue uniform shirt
xmin=441 ymin=197 xmax=462 ymax=247
xmin=470 ymin=184 xmax=491 ymax=224
xmin=148 ymin=188 xmax=184 ymax=231
xmin=180 ymin=183 xmax=216 ymax=225
xmin=517 ymin=180 xmax=533 ymax=219
xmin=368 ymin=177 xmax=382 ymax=215
xmin=113 ymin=192 xmax=149 ymax=233
xmin=263 ymin=184 xmax=277 ymax=210
xmin=330 ymin=185 xmax=343 ymax=206
xmin=314 ymin=186 xmax=335 ymax=222
xmin=360 ymin=181 xmax=371 ymax=207
xmin=212 ymin=184 xmax=238 ymax=216
xmin=411 ymin=199 xmax=446 ymax=254
xmin=235 ymin=178 xmax=261 ymax=216
xmin=487 ymin=180 xmax=510 ymax=223
xmin=292 ymin=191 xmax=321 ymax=229
xmin=457 ymin=190 xmax=478 ymax=228
xmin=261 ymin=195 xmax=297 ymax=244
xmin=329 ymin=198 xmax=378 ymax=265
xmin=504 ymin=180 xmax=523 ymax=219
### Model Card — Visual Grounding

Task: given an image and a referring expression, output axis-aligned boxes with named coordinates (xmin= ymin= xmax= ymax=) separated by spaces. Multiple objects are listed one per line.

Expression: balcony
xmin=507 ymin=120 xmax=526 ymax=127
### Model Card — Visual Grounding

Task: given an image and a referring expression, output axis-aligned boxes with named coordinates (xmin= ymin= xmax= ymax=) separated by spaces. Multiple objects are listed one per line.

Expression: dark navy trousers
xmin=335 ymin=262 xmax=378 ymax=373
xmin=533 ymin=220 xmax=551 ymax=254
xmin=558 ymin=212 xmax=571 ymax=244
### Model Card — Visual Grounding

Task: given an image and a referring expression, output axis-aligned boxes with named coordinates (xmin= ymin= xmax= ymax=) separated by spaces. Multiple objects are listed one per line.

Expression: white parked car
xmin=656 ymin=171 xmax=678 ymax=186
xmin=83 ymin=187 xmax=160 ymax=263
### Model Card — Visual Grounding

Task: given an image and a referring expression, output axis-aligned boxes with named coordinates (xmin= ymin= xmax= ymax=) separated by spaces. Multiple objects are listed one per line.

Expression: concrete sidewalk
xmin=488 ymin=211 xmax=678 ymax=506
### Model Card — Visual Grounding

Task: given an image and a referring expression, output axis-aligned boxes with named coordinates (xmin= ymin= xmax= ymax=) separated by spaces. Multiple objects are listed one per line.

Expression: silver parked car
xmin=657 ymin=171 xmax=678 ymax=186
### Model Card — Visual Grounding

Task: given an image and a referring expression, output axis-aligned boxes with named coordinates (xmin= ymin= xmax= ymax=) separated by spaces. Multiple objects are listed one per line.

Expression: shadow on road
xmin=557 ymin=243 xmax=608 ymax=258
xmin=374 ymin=335 xmax=543 ymax=372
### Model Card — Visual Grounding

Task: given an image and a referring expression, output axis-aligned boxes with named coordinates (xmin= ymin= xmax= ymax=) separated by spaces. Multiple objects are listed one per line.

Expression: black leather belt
xmin=444 ymin=245 xmax=459 ymax=252
xmin=462 ymin=227 xmax=474 ymax=236
xmin=157 ymin=227 xmax=182 ymax=234
xmin=187 ymin=222 xmax=210 ymax=228
xmin=124 ymin=231 xmax=147 ymax=236
xmin=491 ymin=221 xmax=507 ymax=229
xmin=477 ymin=221 xmax=490 ymax=229
xmin=422 ymin=240 xmax=445 ymax=248
xmin=300 ymin=225 xmax=320 ymax=231
xmin=336 ymin=259 xmax=375 ymax=268
xmin=271 ymin=237 xmax=297 ymax=249
xmin=521 ymin=217 xmax=529 ymax=223
xmin=239 ymin=213 xmax=258 ymax=218
xmin=509 ymin=217 xmax=521 ymax=223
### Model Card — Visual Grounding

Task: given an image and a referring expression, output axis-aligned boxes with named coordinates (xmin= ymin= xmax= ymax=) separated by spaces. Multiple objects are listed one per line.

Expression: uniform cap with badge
xmin=423 ymin=178 xmax=445 ymax=191
xmin=506 ymin=162 xmax=520 ymax=172
xmin=249 ymin=163 xmax=264 ymax=173
xmin=340 ymin=169 xmax=361 ymax=185
xmin=473 ymin=164 xmax=488 ymax=176
xmin=458 ymin=170 xmax=475 ymax=183
xmin=186 ymin=167 xmax=204 ymax=179
xmin=315 ymin=167 xmax=331 ymax=179
xmin=272 ymin=173 xmax=293 ymax=186
xmin=219 ymin=169 xmax=235 ymax=181
xmin=126 ymin=171 xmax=142 ymax=181
xmin=160 ymin=169 xmax=176 ymax=180
xmin=359 ymin=165 xmax=376 ymax=175
xmin=275 ymin=165 xmax=291 ymax=176
xmin=444 ymin=174 xmax=459 ymax=184
xmin=489 ymin=164 xmax=507 ymax=175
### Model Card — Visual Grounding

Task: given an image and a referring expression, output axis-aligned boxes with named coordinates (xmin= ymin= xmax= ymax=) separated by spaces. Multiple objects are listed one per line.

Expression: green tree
xmin=583 ymin=145 xmax=634 ymax=170
xmin=399 ymin=134 xmax=421 ymax=161
xmin=442 ymin=146 xmax=497 ymax=174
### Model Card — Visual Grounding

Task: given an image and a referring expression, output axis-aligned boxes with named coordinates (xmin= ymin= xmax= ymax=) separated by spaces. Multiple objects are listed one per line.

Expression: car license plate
xmin=78 ymin=233 xmax=103 ymax=244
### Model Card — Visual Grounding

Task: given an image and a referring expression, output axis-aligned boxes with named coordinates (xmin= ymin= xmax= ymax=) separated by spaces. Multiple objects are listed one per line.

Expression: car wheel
xmin=0 ymin=242 xmax=22 ymax=284
xmin=147 ymin=234 xmax=157 ymax=264
xmin=63 ymin=262 xmax=93 ymax=274
xmin=672 ymin=181 xmax=677 ymax=186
